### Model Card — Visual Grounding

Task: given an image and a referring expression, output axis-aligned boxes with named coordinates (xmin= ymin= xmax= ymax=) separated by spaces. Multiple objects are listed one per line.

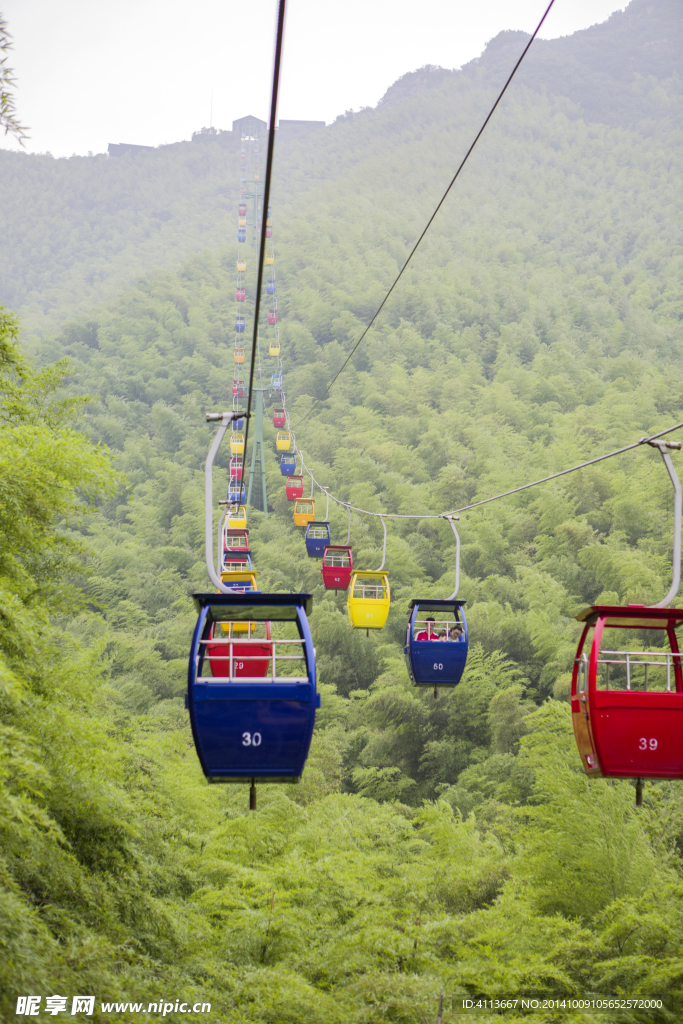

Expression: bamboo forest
xmin=1 ymin=0 xmax=682 ymax=1020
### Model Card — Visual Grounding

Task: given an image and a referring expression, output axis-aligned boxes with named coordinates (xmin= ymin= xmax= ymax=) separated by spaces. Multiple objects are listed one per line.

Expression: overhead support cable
xmin=290 ymin=421 xmax=683 ymax=524
xmin=292 ymin=0 xmax=557 ymax=429
xmin=242 ymin=0 xmax=287 ymax=477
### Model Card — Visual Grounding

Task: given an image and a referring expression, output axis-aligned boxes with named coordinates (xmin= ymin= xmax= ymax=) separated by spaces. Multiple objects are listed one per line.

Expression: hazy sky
xmin=2 ymin=0 xmax=627 ymax=158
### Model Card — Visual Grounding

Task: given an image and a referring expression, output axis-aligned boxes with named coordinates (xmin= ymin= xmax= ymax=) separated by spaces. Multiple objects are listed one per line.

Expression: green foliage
xmin=2 ymin=3 xmax=683 ymax=1016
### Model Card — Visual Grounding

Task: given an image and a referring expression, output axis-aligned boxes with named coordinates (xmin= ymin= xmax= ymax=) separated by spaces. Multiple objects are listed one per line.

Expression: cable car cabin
xmin=266 ymin=227 xmax=273 ymax=238
xmin=220 ymin=570 xmax=258 ymax=592
xmin=238 ymin=216 xmax=247 ymax=228
xmin=230 ymin=432 xmax=245 ymax=456
xmin=571 ymin=605 xmax=683 ymax=779
xmin=321 ymin=545 xmax=353 ymax=590
xmin=285 ymin=474 xmax=304 ymax=501
xmin=234 ymin=348 xmax=245 ymax=365
xmin=293 ymin=499 xmax=315 ymax=529
xmin=265 ymin=253 xmax=274 ymax=266
xmin=233 ymin=416 xmax=245 ymax=431
xmin=238 ymin=228 xmax=246 ymax=242
xmin=280 ymin=454 xmax=296 ymax=476
xmin=233 ymin=377 xmax=245 ymax=396
xmin=347 ymin=571 xmax=390 ymax=630
xmin=236 ymin=288 xmax=246 ymax=302
xmin=268 ymin=310 xmax=278 ymax=325
xmin=226 ymin=505 xmax=247 ymax=529
xmin=229 ymin=456 xmax=244 ymax=481
xmin=221 ymin=555 xmax=252 ymax=574
xmin=235 ymin=317 xmax=245 ymax=334
xmin=405 ymin=600 xmax=468 ymax=687
xmin=276 ymin=431 xmax=292 ymax=452
xmin=227 ymin=481 xmax=246 ymax=504
xmin=188 ymin=593 xmax=317 ymax=782
xmin=305 ymin=522 xmax=331 ymax=558
xmin=271 ymin=372 xmax=283 ymax=391
xmin=273 ymin=407 xmax=286 ymax=428
xmin=238 ymin=203 xmax=246 ymax=216
xmin=237 ymin=259 xmax=246 ymax=272
xmin=223 ymin=526 xmax=250 ymax=557
xmin=269 ymin=341 xmax=281 ymax=358
xmin=266 ymin=282 xmax=276 ymax=295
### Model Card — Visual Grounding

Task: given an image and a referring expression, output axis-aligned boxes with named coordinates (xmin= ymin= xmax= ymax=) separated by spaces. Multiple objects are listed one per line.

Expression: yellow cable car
xmin=234 ymin=348 xmax=245 ymax=364
xmin=237 ymin=259 xmax=246 ymax=272
xmin=238 ymin=216 xmax=247 ymax=227
xmin=226 ymin=505 xmax=247 ymax=529
xmin=276 ymin=431 xmax=292 ymax=452
xmin=265 ymin=253 xmax=274 ymax=266
xmin=293 ymin=499 xmax=315 ymax=529
xmin=230 ymin=432 xmax=245 ymax=455
xmin=269 ymin=341 xmax=281 ymax=358
xmin=346 ymin=571 xmax=391 ymax=630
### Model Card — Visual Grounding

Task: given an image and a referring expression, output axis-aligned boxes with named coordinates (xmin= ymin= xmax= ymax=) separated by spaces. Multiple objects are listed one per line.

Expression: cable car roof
xmin=409 ymin=598 xmax=467 ymax=611
xmin=192 ymin=592 xmax=313 ymax=619
xmin=575 ymin=604 xmax=683 ymax=629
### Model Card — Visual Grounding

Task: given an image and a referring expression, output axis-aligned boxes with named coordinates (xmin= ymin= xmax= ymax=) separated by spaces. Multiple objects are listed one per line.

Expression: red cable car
xmin=223 ymin=527 xmax=250 ymax=557
xmin=266 ymin=227 xmax=272 ymax=238
xmin=230 ymin=456 xmax=244 ymax=481
xmin=233 ymin=377 xmax=245 ymax=397
xmin=572 ymin=605 xmax=683 ymax=780
xmin=206 ymin=621 xmax=272 ymax=679
xmin=273 ymin=407 xmax=286 ymax=429
xmin=285 ymin=474 xmax=304 ymax=501
xmin=570 ymin=438 xmax=683 ymax=792
xmin=236 ymin=288 xmax=246 ymax=302
xmin=322 ymin=546 xmax=353 ymax=590
xmin=268 ymin=310 xmax=278 ymax=325
xmin=238 ymin=203 xmax=246 ymax=216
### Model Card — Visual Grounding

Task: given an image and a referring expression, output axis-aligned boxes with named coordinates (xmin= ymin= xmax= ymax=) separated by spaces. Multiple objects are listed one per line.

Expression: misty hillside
xmin=0 ymin=0 xmax=680 ymax=333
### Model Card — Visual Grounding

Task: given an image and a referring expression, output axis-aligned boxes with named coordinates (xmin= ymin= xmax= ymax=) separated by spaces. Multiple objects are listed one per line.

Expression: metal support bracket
xmin=442 ymin=515 xmax=461 ymax=600
xmin=645 ymin=440 xmax=682 ymax=608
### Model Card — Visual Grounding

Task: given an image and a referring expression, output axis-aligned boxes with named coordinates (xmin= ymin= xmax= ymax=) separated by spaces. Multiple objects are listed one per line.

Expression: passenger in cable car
xmin=416 ymin=618 xmax=439 ymax=641
xmin=448 ymin=625 xmax=465 ymax=642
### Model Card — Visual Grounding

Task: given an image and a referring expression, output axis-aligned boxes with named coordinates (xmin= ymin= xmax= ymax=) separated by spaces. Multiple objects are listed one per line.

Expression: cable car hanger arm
xmin=648 ymin=439 xmax=682 ymax=609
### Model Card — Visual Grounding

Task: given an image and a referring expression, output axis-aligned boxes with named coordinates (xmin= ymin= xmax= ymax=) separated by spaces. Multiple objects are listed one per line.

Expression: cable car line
xmin=286 ymin=420 xmax=683 ymax=525
xmin=242 ymin=0 xmax=286 ymax=468
xmin=291 ymin=0 xmax=557 ymax=430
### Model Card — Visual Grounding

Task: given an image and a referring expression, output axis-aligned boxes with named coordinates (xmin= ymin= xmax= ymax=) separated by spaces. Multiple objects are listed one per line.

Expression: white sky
xmin=1 ymin=0 xmax=627 ymax=158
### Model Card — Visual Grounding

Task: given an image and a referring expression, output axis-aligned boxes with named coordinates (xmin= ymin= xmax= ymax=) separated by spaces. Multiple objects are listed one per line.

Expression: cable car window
xmin=595 ymin=646 xmax=675 ymax=693
xmin=352 ymin=576 xmax=387 ymax=600
xmin=412 ymin=612 xmax=462 ymax=641
xmin=325 ymin=552 xmax=350 ymax=567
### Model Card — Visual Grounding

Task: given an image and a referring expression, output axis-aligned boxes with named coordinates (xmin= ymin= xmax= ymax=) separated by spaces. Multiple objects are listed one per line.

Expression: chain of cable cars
xmin=192 ymin=144 xmax=683 ymax=798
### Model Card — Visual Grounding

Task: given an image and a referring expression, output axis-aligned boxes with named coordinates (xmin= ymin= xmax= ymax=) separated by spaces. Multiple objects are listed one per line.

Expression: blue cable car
xmin=233 ymin=416 xmax=245 ymax=431
xmin=238 ymin=228 xmax=246 ymax=242
xmin=305 ymin=521 xmax=331 ymax=558
xmin=280 ymin=454 xmax=296 ymax=476
xmin=227 ymin=481 xmax=246 ymax=504
xmin=404 ymin=599 xmax=468 ymax=687
xmin=271 ymin=372 xmax=283 ymax=391
xmin=235 ymin=317 xmax=245 ymax=333
xmin=187 ymin=593 xmax=318 ymax=782
xmin=266 ymin=281 xmax=276 ymax=295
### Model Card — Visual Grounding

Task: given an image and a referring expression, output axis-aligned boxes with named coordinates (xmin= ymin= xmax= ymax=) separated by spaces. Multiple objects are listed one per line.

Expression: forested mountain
xmin=1 ymin=0 xmax=680 ymax=332
xmin=2 ymin=0 xmax=683 ymax=1018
